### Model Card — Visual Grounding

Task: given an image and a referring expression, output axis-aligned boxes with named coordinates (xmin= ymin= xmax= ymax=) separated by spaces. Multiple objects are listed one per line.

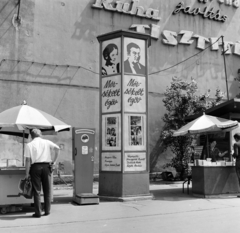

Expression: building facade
xmin=0 ymin=0 xmax=240 ymax=173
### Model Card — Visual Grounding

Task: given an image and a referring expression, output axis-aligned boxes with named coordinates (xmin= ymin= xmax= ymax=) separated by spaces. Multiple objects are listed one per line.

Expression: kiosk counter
xmin=0 ymin=163 xmax=51 ymax=214
xmin=191 ymin=161 xmax=240 ymax=198
xmin=0 ymin=166 xmax=33 ymax=214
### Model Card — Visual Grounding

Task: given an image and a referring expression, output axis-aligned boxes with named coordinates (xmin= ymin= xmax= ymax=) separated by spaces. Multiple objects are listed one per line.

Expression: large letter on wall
xmin=233 ymin=0 xmax=240 ymax=7
xmin=179 ymin=30 xmax=194 ymax=45
xmin=233 ymin=42 xmax=240 ymax=56
xmin=92 ymin=0 xmax=116 ymax=11
xmin=210 ymin=38 xmax=220 ymax=50
xmin=193 ymin=35 xmax=210 ymax=50
xmin=162 ymin=30 xmax=178 ymax=46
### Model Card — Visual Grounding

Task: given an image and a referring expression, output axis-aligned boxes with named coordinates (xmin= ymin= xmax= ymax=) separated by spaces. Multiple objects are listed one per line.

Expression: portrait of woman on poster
xmin=102 ymin=43 xmax=120 ymax=76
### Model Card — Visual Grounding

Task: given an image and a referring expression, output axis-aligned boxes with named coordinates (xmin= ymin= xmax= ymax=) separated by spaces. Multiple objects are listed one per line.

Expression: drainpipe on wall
xmin=221 ymin=35 xmax=230 ymax=101
xmin=12 ymin=0 xmax=22 ymax=31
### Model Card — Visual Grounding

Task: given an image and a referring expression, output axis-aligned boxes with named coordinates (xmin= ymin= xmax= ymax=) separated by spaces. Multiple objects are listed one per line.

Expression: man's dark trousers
xmin=30 ymin=163 xmax=51 ymax=216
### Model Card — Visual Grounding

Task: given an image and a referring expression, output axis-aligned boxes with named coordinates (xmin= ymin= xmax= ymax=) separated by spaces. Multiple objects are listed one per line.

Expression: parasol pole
xmin=206 ymin=134 xmax=209 ymax=159
xmin=22 ymin=130 xmax=25 ymax=166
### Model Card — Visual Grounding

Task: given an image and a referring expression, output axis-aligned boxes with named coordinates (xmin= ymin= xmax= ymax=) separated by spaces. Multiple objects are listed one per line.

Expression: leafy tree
xmin=158 ymin=77 xmax=225 ymax=180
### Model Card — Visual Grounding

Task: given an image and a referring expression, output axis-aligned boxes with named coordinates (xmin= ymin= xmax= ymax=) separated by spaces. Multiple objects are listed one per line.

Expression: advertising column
xmin=97 ymin=30 xmax=151 ymax=200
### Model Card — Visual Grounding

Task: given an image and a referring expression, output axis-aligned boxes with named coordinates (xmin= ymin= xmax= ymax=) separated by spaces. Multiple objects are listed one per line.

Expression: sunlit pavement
xmin=1 ymin=181 xmax=240 ymax=233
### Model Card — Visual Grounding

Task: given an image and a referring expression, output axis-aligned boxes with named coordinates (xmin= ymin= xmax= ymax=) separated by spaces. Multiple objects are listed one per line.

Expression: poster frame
xmin=102 ymin=113 xmax=121 ymax=151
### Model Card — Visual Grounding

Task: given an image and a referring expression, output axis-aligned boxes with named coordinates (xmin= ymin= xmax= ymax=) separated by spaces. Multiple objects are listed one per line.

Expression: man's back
xmin=26 ymin=137 xmax=54 ymax=164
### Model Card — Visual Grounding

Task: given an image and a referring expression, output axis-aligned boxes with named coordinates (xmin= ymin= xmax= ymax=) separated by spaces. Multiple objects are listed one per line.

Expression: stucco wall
xmin=0 ymin=0 xmax=240 ymax=173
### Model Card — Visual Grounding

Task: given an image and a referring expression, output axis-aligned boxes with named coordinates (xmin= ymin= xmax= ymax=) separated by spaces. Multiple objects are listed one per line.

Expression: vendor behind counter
xmin=200 ymin=136 xmax=229 ymax=162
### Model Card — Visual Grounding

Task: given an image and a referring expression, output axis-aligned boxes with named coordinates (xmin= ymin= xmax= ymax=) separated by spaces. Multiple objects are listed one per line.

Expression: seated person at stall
xmin=201 ymin=139 xmax=228 ymax=162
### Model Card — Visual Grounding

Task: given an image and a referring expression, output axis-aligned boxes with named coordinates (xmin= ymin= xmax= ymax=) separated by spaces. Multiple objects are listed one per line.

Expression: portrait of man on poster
xmin=124 ymin=42 xmax=145 ymax=75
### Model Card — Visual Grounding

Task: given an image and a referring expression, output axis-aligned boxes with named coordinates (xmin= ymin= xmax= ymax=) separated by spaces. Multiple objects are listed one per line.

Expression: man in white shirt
xmin=25 ymin=128 xmax=60 ymax=218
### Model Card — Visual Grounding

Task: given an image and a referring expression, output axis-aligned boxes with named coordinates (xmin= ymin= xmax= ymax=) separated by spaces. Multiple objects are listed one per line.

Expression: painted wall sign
xmin=102 ymin=152 xmax=121 ymax=171
xmin=123 ymin=76 xmax=146 ymax=112
xmin=102 ymin=75 xmax=121 ymax=113
xmin=162 ymin=29 xmax=240 ymax=55
xmin=102 ymin=114 xmax=121 ymax=151
xmin=130 ymin=24 xmax=240 ymax=56
xmin=218 ymin=0 xmax=240 ymax=8
xmin=92 ymin=0 xmax=160 ymax=21
xmin=124 ymin=152 xmax=146 ymax=172
xmin=173 ymin=2 xmax=228 ymax=23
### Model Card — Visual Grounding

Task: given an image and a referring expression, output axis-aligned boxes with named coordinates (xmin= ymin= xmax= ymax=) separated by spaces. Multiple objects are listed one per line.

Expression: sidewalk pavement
xmin=1 ymin=181 xmax=240 ymax=233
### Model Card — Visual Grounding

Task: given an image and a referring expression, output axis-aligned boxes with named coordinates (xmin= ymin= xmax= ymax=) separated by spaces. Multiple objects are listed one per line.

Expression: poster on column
xmin=123 ymin=75 xmax=146 ymax=112
xmin=102 ymin=152 xmax=121 ymax=171
xmin=102 ymin=114 xmax=121 ymax=151
xmin=102 ymin=75 xmax=121 ymax=113
xmin=124 ymin=114 xmax=146 ymax=151
xmin=124 ymin=38 xmax=146 ymax=75
xmin=102 ymin=38 xmax=121 ymax=77
xmin=124 ymin=152 xmax=146 ymax=172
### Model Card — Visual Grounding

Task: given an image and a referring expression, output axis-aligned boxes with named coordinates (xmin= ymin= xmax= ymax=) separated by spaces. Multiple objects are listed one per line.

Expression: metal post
xmin=221 ymin=36 xmax=229 ymax=100
xmin=22 ymin=130 xmax=25 ymax=166
xmin=17 ymin=0 xmax=21 ymax=21
xmin=206 ymin=134 xmax=209 ymax=159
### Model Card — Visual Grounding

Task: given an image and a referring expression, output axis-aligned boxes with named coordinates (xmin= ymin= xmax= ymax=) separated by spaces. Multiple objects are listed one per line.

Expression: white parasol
xmin=173 ymin=113 xmax=238 ymax=137
xmin=0 ymin=101 xmax=71 ymax=165
xmin=173 ymin=113 xmax=238 ymax=159
xmin=0 ymin=101 xmax=71 ymax=133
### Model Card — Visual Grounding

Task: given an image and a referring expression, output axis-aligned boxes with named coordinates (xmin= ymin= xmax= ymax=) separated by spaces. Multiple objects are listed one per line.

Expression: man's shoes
xmin=237 ymin=196 xmax=240 ymax=198
xmin=32 ymin=214 xmax=41 ymax=218
xmin=43 ymin=212 xmax=50 ymax=216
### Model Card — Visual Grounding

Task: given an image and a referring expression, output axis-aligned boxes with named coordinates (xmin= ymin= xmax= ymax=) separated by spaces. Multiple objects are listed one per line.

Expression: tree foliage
xmin=160 ymin=77 xmax=225 ymax=179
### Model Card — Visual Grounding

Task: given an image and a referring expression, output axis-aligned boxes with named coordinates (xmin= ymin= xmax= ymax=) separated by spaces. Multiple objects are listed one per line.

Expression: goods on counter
xmin=194 ymin=159 xmax=235 ymax=166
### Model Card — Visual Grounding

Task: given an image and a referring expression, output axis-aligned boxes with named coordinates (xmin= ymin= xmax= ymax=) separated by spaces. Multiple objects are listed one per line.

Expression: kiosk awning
xmin=186 ymin=98 xmax=240 ymax=121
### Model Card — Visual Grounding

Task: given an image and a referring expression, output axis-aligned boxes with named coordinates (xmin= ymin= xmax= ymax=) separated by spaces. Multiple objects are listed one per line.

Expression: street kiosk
xmin=0 ymin=102 xmax=71 ymax=214
xmin=187 ymin=99 xmax=240 ymax=197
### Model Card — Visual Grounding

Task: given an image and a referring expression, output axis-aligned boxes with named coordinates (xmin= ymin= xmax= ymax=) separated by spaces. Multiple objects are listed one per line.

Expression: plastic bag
xmin=18 ymin=177 xmax=33 ymax=199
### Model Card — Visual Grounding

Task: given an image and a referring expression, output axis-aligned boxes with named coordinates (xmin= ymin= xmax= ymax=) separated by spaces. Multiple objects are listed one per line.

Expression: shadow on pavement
xmin=0 ymin=215 xmax=32 ymax=220
xmin=150 ymin=188 xmax=195 ymax=201
xmin=53 ymin=196 xmax=75 ymax=205
xmin=150 ymin=180 xmax=196 ymax=201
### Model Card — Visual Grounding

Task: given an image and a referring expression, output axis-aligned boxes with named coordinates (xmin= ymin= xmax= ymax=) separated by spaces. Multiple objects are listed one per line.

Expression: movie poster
xmin=124 ymin=114 xmax=146 ymax=151
xmin=102 ymin=38 xmax=121 ymax=77
xmin=102 ymin=114 xmax=121 ymax=151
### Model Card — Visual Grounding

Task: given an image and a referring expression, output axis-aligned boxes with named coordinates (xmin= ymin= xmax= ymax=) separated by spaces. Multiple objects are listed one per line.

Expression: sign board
xmin=102 ymin=152 xmax=121 ymax=171
xmin=123 ymin=75 xmax=146 ymax=112
xmin=102 ymin=75 xmax=121 ymax=113
xmin=124 ymin=152 xmax=146 ymax=172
